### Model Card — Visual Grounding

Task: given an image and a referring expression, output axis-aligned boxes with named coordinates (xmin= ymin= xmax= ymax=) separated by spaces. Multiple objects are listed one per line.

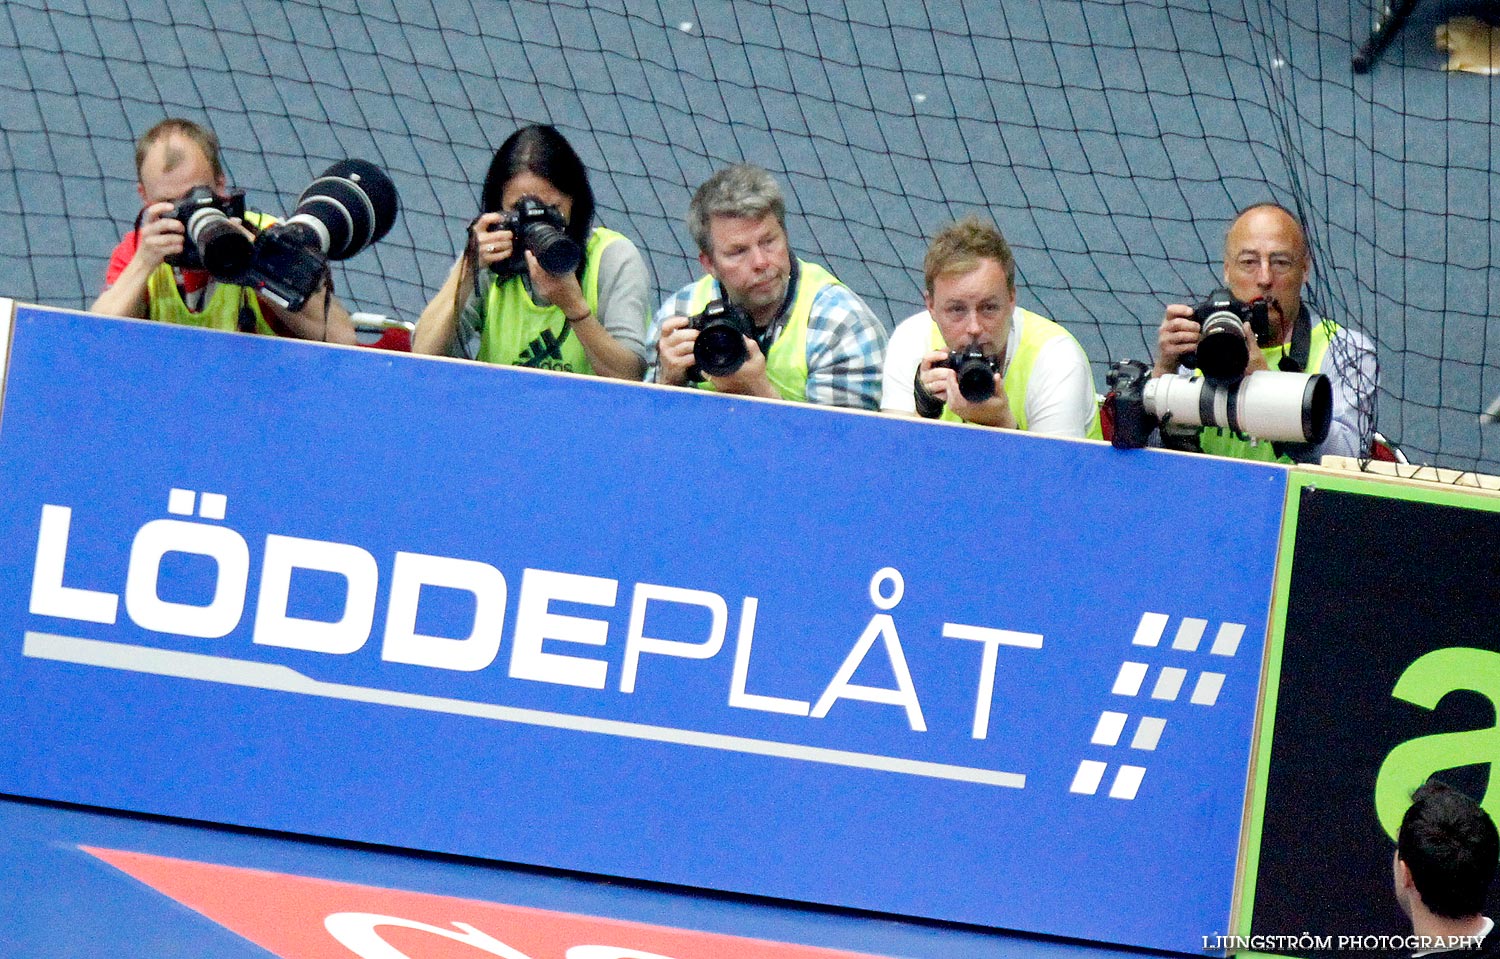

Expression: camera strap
xmin=1269 ymin=306 xmax=1318 ymax=460
xmin=1279 ymin=306 xmax=1313 ymax=373
xmin=765 ymin=258 xmax=800 ymax=349
xmin=237 ymin=291 xmax=257 ymax=333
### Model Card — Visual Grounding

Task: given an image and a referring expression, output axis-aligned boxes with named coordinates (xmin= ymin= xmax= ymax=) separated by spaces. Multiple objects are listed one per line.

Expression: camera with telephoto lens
xmin=1103 ymin=358 xmax=1332 ymax=452
xmin=1183 ymin=288 xmax=1274 ymax=382
xmin=165 ymin=186 xmax=254 ymax=278
xmin=687 ymin=298 xmax=757 ymax=380
xmin=204 ymin=160 xmax=400 ymax=313
xmin=488 ymin=196 xmax=582 ymax=278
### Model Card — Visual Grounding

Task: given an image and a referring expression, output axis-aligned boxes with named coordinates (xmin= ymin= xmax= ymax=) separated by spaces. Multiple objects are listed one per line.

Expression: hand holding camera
xmin=482 ymin=196 xmax=581 ymax=279
xmin=1114 ymin=286 xmax=1331 ymax=451
xmin=1155 ymin=289 xmax=1274 ymax=380
xmin=134 ymin=188 xmax=247 ymax=275
xmin=133 ymin=202 xmax=190 ymax=270
xmin=476 ymin=196 xmax=591 ymax=321
xmin=471 ymin=211 xmax=513 ymax=271
xmin=164 ymin=185 xmax=254 ymax=278
xmin=914 ymin=345 xmax=1014 ymax=427
xmin=687 ymin=298 xmax=756 ymax=381
xmin=656 ymin=300 xmax=775 ymax=397
xmin=1183 ymin=288 xmax=1273 ymax=381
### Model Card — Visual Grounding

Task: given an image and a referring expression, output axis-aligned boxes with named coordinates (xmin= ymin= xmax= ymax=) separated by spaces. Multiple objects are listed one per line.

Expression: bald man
xmin=1153 ymin=202 xmax=1377 ymax=463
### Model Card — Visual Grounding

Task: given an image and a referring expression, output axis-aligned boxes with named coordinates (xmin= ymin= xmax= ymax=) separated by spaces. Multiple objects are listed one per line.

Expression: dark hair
xmin=481 ymin=124 xmax=594 ymax=257
xmin=1399 ymin=780 xmax=1499 ymax=919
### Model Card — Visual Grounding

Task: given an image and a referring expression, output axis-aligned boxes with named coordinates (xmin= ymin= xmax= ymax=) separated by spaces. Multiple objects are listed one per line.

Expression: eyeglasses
xmin=1231 ymin=253 xmax=1302 ymax=277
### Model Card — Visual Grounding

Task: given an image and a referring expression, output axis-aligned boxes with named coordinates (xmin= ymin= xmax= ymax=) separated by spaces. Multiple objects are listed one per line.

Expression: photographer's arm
xmin=803 ymin=287 xmax=886 ymax=410
xmin=262 ymin=286 xmax=358 ymax=345
xmin=530 ymin=239 xmax=647 ymax=380
xmin=412 ymin=254 xmax=474 ymax=356
xmin=1317 ymin=329 xmax=1380 ymax=459
xmin=414 ymin=216 xmax=511 ymax=359
xmin=651 ymin=313 xmax=697 ymax=387
xmin=91 ymin=202 xmax=180 ymax=319
xmin=568 ymin=313 xmax=643 ymax=379
xmin=936 ymin=363 xmax=1017 ymax=429
xmin=880 ymin=315 xmax=927 ymax=416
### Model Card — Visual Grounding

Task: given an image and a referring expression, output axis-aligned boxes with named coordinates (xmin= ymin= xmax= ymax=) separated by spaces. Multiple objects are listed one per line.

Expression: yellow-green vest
xmin=685 ymin=260 xmax=839 ymax=402
xmin=928 ymin=309 xmax=1103 ymax=439
xmin=1197 ymin=318 xmax=1337 ymax=462
xmin=145 ymin=210 xmax=274 ymax=334
xmin=478 ymin=227 xmax=624 ymax=373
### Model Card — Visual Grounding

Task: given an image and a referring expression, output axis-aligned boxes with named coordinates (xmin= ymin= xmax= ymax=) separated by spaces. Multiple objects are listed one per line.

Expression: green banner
xmin=1237 ymin=469 xmax=1500 ymax=958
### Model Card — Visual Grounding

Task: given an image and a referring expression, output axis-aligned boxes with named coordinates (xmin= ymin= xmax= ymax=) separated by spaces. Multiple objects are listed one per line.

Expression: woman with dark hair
xmin=413 ymin=124 xmax=649 ymax=379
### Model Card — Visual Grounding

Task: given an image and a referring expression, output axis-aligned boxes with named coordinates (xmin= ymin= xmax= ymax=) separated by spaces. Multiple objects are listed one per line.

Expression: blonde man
xmin=883 ymin=216 xmax=1099 ymax=438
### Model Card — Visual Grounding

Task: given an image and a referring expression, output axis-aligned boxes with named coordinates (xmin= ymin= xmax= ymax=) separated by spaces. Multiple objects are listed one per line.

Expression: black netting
xmin=0 ymin=0 xmax=1493 ymax=469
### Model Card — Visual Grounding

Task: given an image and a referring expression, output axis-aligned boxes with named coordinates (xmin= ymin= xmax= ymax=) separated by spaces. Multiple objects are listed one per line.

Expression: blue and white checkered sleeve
xmin=643 ymin=285 xmax=698 ymax=385
xmin=803 ymin=284 xmax=888 ymax=410
xmin=1319 ymin=325 xmax=1379 ymax=459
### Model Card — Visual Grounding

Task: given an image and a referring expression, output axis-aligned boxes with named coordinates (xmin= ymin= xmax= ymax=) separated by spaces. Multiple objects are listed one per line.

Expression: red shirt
xmin=105 ymin=230 xmax=211 ymax=293
xmin=105 ymin=228 xmax=304 ymax=338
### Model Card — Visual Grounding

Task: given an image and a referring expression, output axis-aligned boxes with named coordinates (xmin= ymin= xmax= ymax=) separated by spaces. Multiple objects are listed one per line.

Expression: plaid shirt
xmin=644 ymin=259 xmax=887 ymax=410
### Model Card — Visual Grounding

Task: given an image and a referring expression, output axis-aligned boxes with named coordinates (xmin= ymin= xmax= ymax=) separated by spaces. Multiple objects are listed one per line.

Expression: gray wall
xmin=2 ymin=0 xmax=1495 ymax=468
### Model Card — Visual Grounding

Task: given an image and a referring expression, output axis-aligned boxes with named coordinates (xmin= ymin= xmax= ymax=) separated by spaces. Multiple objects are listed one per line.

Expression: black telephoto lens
xmin=524 ymin=221 xmax=582 ymax=276
xmin=192 ymin=213 xmax=254 ymax=280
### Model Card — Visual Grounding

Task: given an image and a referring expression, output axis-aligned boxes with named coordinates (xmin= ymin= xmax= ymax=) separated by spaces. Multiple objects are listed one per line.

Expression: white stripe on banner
xmin=23 ymin=631 xmax=1026 ymax=789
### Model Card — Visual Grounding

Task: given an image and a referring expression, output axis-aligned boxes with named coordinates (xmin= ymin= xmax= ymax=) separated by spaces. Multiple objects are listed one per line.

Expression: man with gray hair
xmin=645 ymin=164 xmax=885 ymax=408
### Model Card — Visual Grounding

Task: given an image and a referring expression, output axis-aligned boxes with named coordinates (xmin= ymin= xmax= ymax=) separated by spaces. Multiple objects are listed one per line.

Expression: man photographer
xmin=1394 ymin=780 xmax=1499 ymax=956
xmin=1152 ymin=202 xmax=1375 ymax=462
xmin=882 ymin=217 xmax=1100 ymax=438
xmin=646 ymin=164 xmax=885 ymax=408
xmin=92 ymin=118 xmax=356 ymax=344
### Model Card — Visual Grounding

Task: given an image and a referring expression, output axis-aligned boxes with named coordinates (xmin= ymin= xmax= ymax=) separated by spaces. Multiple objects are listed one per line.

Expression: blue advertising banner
xmin=0 ymin=306 xmax=1286 ymax=955
xmin=0 ymin=796 xmax=1174 ymax=959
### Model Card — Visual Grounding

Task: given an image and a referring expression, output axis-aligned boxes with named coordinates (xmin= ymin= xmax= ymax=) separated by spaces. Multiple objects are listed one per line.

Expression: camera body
xmin=688 ymin=298 xmax=757 ymax=380
xmin=166 ymin=186 xmax=253 ymax=277
xmin=935 ymin=345 xmax=1003 ymax=403
xmin=1184 ymin=288 xmax=1273 ymax=382
xmin=1103 ymin=359 xmax=1156 ymax=449
xmin=489 ymin=196 xmax=582 ymax=278
xmin=237 ymin=222 xmax=329 ymax=312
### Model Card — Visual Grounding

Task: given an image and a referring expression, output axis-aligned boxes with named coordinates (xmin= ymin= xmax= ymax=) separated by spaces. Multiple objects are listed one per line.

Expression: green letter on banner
xmin=1374 ymin=647 xmax=1500 ymax=840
